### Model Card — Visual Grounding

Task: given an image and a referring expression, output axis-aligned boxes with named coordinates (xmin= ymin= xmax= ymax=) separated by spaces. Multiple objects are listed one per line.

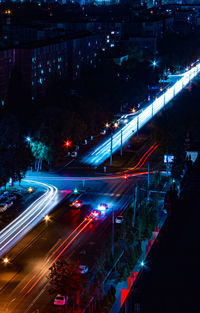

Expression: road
xmin=0 ymin=180 xmax=59 ymax=258
xmin=81 ymin=59 xmax=200 ymax=166
xmin=0 ymin=170 xmax=148 ymax=313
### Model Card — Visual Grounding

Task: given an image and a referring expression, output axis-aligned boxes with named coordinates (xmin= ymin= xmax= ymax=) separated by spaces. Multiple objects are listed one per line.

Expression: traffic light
xmin=64 ymin=140 xmax=72 ymax=148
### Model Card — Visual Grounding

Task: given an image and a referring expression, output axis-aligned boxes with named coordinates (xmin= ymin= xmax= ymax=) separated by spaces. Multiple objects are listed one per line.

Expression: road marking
xmin=87 ymin=192 xmax=121 ymax=197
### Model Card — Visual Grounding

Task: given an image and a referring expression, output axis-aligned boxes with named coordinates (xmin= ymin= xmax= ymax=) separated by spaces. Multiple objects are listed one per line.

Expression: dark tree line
xmin=0 ymin=115 xmax=32 ymax=189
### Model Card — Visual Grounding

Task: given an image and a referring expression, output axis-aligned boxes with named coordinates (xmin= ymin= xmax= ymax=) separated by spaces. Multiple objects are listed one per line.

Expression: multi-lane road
xmin=0 ymin=168 xmax=148 ymax=313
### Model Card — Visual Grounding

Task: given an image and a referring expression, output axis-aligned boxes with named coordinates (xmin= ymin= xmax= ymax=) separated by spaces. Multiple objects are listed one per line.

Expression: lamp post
xmin=110 ymin=132 xmax=113 ymax=166
xmin=120 ymin=129 xmax=123 ymax=157
xmin=112 ymin=206 xmax=114 ymax=258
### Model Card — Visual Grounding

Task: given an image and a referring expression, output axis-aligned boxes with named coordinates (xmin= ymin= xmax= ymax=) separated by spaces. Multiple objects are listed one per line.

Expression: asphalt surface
xmin=0 ymin=171 xmax=147 ymax=313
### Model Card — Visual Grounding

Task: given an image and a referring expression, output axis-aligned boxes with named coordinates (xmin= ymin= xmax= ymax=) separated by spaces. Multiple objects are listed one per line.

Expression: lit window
xmin=1 ymin=100 xmax=4 ymax=106
xmin=32 ymin=81 xmax=34 ymax=86
xmin=77 ymin=64 xmax=79 ymax=69
xmin=49 ymin=68 xmax=51 ymax=72
xmin=58 ymin=65 xmax=60 ymax=69
xmin=41 ymin=70 xmax=44 ymax=74
xmin=88 ymin=42 xmax=91 ymax=47
xmin=39 ymin=78 xmax=42 ymax=84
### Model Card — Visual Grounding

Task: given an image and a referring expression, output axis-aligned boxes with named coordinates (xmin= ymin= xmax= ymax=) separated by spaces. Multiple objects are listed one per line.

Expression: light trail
xmin=81 ymin=61 xmax=200 ymax=166
xmin=9 ymin=216 xmax=94 ymax=313
xmin=26 ymin=171 xmax=150 ymax=182
xmin=123 ymin=143 xmax=158 ymax=173
xmin=19 ymin=216 xmax=91 ymax=294
xmin=137 ymin=144 xmax=158 ymax=169
xmin=0 ymin=180 xmax=58 ymax=257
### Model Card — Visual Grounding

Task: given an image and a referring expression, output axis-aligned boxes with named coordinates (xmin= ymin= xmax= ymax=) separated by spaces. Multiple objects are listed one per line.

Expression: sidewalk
xmin=108 ymin=209 xmax=167 ymax=313
xmin=108 ymin=240 xmax=148 ymax=313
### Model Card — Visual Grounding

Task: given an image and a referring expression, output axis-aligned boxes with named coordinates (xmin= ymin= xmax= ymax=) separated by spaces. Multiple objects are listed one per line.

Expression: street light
xmin=151 ymin=59 xmax=158 ymax=69
xmin=131 ymin=108 xmax=136 ymax=113
xmin=28 ymin=187 xmax=33 ymax=193
xmin=44 ymin=215 xmax=50 ymax=223
xmin=3 ymin=257 xmax=9 ymax=264
xmin=64 ymin=139 xmax=72 ymax=151
xmin=105 ymin=123 xmax=109 ymax=128
xmin=74 ymin=187 xmax=78 ymax=194
xmin=114 ymin=122 xmax=118 ymax=128
xmin=25 ymin=136 xmax=31 ymax=143
xmin=140 ymin=260 xmax=145 ymax=267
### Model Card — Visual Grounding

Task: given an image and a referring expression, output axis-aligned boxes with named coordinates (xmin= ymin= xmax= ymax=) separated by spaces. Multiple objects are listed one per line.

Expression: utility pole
xmin=132 ymin=185 xmax=137 ymax=228
xmin=112 ymin=206 xmax=114 ymax=257
xmin=110 ymin=132 xmax=113 ymax=166
xmin=147 ymin=163 xmax=150 ymax=201
xmin=166 ymin=148 xmax=169 ymax=176
xmin=120 ymin=129 xmax=123 ymax=157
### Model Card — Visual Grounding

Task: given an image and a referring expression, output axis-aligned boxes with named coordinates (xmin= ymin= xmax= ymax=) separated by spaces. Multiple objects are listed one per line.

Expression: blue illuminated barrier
xmin=82 ymin=63 xmax=200 ymax=166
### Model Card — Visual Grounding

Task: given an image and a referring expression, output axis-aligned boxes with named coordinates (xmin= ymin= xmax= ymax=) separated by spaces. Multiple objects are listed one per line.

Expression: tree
xmin=0 ymin=115 xmax=31 ymax=187
xmin=48 ymin=258 xmax=85 ymax=311
xmin=30 ymin=140 xmax=50 ymax=171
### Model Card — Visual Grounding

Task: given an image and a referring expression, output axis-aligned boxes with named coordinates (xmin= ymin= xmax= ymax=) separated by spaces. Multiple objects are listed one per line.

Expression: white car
xmin=54 ymin=294 xmax=66 ymax=306
xmin=115 ymin=215 xmax=124 ymax=224
xmin=79 ymin=265 xmax=88 ymax=274
xmin=0 ymin=203 xmax=8 ymax=212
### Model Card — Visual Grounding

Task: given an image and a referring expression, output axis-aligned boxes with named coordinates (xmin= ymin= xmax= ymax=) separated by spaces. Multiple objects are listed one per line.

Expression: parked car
xmin=79 ymin=265 xmax=88 ymax=274
xmin=3 ymin=192 xmax=17 ymax=201
xmin=5 ymin=201 xmax=14 ymax=209
xmin=115 ymin=215 xmax=124 ymax=224
xmin=54 ymin=294 xmax=66 ymax=306
xmin=0 ymin=203 xmax=8 ymax=212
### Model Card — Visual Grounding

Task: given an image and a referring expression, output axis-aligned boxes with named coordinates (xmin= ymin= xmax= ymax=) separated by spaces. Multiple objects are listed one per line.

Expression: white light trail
xmin=82 ymin=62 xmax=200 ymax=166
xmin=0 ymin=180 xmax=58 ymax=257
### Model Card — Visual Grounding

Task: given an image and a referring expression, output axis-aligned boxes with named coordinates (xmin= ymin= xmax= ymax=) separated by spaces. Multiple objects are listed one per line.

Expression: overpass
xmin=81 ymin=61 xmax=200 ymax=166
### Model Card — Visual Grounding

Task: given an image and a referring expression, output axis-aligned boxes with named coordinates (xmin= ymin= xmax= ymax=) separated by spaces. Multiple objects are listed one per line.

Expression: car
xmin=97 ymin=203 xmax=108 ymax=211
xmin=115 ymin=215 xmax=124 ymax=224
xmin=79 ymin=265 xmax=88 ymax=274
xmin=5 ymin=201 xmax=14 ymax=209
xmin=91 ymin=210 xmax=100 ymax=219
xmin=0 ymin=203 xmax=8 ymax=212
xmin=3 ymin=192 xmax=17 ymax=201
xmin=100 ymin=130 xmax=106 ymax=135
xmin=54 ymin=294 xmax=66 ymax=306
xmin=70 ymin=199 xmax=82 ymax=208
xmin=71 ymin=151 xmax=77 ymax=157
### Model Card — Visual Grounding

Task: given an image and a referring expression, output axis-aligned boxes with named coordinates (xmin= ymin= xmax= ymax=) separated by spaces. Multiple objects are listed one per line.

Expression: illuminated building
xmin=0 ymin=32 xmax=104 ymax=104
